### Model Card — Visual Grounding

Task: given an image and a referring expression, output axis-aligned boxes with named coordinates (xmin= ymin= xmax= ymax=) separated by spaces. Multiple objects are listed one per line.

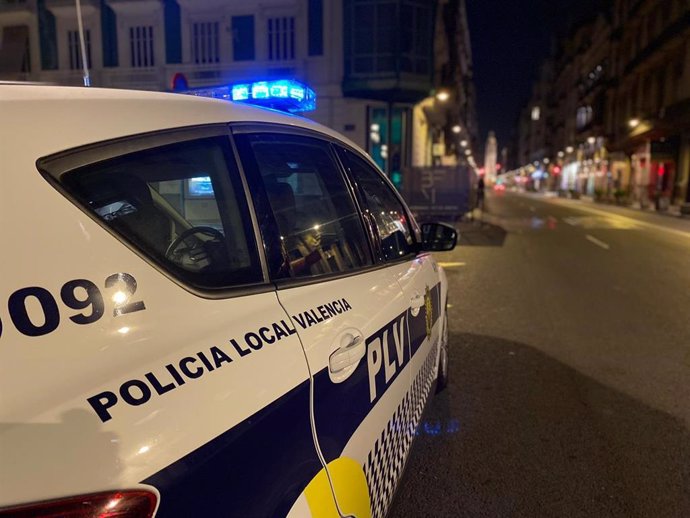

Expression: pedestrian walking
xmin=476 ymin=176 xmax=485 ymax=211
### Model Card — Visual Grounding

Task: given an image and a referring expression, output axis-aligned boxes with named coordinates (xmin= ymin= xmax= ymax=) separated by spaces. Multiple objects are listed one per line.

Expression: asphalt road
xmin=389 ymin=192 xmax=690 ymax=518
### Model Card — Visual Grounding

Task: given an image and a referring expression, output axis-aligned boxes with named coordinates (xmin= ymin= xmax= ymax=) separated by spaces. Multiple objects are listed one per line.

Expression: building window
xmin=308 ymin=0 xmax=323 ymax=56
xmin=267 ymin=17 xmax=295 ymax=61
xmin=129 ymin=26 xmax=154 ymax=67
xmin=68 ymin=29 xmax=91 ymax=70
xmin=576 ymin=106 xmax=592 ymax=129
xmin=0 ymin=25 xmax=31 ymax=74
xmin=102 ymin=3 xmax=118 ymax=67
xmin=232 ymin=15 xmax=254 ymax=61
xmin=347 ymin=2 xmax=395 ymax=74
xmin=400 ymin=1 xmax=432 ymax=75
xmin=20 ymin=28 xmax=30 ymax=72
xmin=191 ymin=22 xmax=219 ymax=64
xmin=38 ymin=2 xmax=58 ymax=70
xmin=164 ymin=0 xmax=181 ymax=64
xmin=531 ymin=106 xmax=540 ymax=121
xmin=344 ymin=0 xmax=434 ymax=77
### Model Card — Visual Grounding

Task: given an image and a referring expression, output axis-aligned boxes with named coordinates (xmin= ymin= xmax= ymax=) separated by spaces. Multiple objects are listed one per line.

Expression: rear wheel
xmin=435 ymin=313 xmax=449 ymax=393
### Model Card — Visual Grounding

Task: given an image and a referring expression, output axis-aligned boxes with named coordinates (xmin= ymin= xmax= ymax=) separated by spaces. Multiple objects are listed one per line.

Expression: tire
xmin=435 ymin=313 xmax=449 ymax=394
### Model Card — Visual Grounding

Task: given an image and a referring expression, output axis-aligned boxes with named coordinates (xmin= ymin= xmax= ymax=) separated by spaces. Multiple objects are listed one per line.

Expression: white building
xmin=1 ymin=0 xmax=442 ymax=188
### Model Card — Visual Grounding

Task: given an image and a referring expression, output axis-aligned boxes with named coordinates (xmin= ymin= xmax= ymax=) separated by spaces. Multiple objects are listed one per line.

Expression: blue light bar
xmin=251 ymin=82 xmax=270 ymax=99
xmin=231 ymin=84 xmax=249 ymax=101
xmin=182 ymin=79 xmax=316 ymax=113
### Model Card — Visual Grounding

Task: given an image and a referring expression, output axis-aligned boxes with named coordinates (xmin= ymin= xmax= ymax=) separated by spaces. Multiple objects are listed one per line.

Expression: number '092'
xmin=0 ymin=273 xmax=146 ymax=338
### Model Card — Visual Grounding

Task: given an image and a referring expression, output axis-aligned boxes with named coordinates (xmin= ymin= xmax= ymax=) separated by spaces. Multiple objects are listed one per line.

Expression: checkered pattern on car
xmin=364 ymin=343 xmax=438 ymax=518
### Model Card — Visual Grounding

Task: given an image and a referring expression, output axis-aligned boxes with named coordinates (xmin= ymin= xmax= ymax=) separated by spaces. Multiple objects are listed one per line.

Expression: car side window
xmin=54 ymin=136 xmax=263 ymax=289
xmin=235 ymin=133 xmax=372 ymax=279
xmin=337 ymin=147 xmax=415 ymax=261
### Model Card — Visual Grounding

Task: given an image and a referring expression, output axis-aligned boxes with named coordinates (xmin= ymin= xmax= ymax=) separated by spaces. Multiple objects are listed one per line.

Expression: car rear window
xmin=51 ymin=136 xmax=263 ymax=290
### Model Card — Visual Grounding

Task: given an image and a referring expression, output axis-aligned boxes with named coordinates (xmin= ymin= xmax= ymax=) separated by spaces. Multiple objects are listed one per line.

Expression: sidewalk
xmin=517 ymin=190 xmax=690 ymax=236
xmin=575 ymin=193 xmax=683 ymax=217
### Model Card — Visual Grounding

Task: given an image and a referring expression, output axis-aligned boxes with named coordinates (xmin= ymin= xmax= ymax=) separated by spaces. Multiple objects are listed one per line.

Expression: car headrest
xmin=265 ymin=181 xmax=295 ymax=212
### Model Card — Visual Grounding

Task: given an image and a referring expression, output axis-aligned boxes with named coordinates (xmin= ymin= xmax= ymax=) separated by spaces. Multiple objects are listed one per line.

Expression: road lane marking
xmin=438 ymin=262 xmax=466 ymax=268
xmin=586 ymin=234 xmax=610 ymax=250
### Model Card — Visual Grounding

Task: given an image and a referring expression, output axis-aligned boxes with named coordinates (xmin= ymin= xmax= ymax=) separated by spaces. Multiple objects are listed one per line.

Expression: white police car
xmin=0 ymin=81 xmax=456 ymax=518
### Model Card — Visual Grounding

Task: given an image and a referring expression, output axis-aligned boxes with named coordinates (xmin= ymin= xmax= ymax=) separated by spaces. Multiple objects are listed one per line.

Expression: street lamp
xmin=629 ymin=118 xmax=640 ymax=128
xmin=587 ymin=136 xmax=596 ymax=145
xmin=543 ymin=158 xmax=550 ymax=164
xmin=460 ymin=139 xmax=468 ymax=147
xmin=557 ymin=151 xmax=564 ymax=158
xmin=436 ymin=90 xmax=450 ymax=102
xmin=452 ymin=125 xmax=461 ymax=134
xmin=565 ymin=146 xmax=574 ymax=153
xmin=464 ymin=149 xmax=471 ymax=156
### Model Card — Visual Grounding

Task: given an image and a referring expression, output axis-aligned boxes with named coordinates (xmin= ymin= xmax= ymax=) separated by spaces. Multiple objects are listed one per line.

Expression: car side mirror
xmin=419 ymin=222 xmax=458 ymax=252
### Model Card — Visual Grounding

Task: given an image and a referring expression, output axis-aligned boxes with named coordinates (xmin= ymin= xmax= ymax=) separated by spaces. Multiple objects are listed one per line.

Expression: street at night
xmin=391 ymin=192 xmax=690 ymax=517
xmin=3 ymin=0 xmax=690 ymax=515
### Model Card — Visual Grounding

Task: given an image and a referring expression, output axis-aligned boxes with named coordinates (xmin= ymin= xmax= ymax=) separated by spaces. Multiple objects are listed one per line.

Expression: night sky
xmin=466 ymin=0 xmax=609 ymax=158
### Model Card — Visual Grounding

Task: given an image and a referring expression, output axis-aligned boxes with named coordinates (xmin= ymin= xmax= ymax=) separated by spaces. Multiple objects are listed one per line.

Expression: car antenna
xmin=75 ymin=0 xmax=91 ymax=86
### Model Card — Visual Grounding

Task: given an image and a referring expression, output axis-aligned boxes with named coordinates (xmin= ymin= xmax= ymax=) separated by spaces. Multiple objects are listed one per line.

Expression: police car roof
xmin=0 ymin=84 xmax=354 ymax=162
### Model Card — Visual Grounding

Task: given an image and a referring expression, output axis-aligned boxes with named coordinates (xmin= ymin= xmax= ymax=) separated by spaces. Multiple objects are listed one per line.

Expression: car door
xmin=28 ymin=128 xmax=324 ymax=517
xmin=233 ymin=127 xmax=413 ymax=518
xmin=335 ymin=146 xmax=444 ymax=459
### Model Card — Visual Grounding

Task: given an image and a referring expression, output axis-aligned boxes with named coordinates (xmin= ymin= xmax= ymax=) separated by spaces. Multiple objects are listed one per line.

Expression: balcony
xmin=45 ymin=0 xmax=99 ymax=16
xmin=0 ymin=0 xmax=36 ymax=14
xmin=45 ymin=0 xmax=101 ymax=12
xmin=106 ymin=0 xmax=161 ymax=16
xmin=624 ymin=11 xmax=690 ymax=75
xmin=0 ymin=71 xmax=31 ymax=81
xmin=101 ymin=67 xmax=163 ymax=90
xmin=342 ymin=0 xmax=436 ymax=104
xmin=107 ymin=0 xmax=159 ymax=3
xmin=44 ymin=0 xmax=99 ymax=8
xmin=39 ymin=69 xmax=101 ymax=86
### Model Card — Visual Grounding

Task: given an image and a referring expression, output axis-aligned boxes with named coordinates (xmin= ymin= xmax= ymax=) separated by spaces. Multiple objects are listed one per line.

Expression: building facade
xmin=410 ymin=0 xmax=478 ymax=170
xmin=607 ymin=0 xmax=690 ymax=208
xmin=514 ymin=0 xmax=690 ymax=210
xmin=1 ymin=0 xmax=478 ymax=186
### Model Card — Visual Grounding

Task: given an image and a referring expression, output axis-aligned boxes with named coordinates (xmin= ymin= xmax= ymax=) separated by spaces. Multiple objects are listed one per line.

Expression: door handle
xmin=410 ymin=293 xmax=425 ymax=316
xmin=329 ymin=333 xmax=365 ymax=375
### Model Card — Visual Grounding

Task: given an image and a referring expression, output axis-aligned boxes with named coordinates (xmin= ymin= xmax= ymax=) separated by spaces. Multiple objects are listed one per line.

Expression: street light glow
xmin=629 ymin=118 xmax=640 ymax=128
xmin=566 ymin=146 xmax=574 ymax=153
xmin=587 ymin=136 xmax=596 ymax=144
xmin=557 ymin=151 xmax=564 ymax=158
xmin=460 ymin=139 xmax=468 ymax=147
xmin=436 ymin=90 xmax=450 ymax=102
xmin=452 ymin=125 xmax=461 ymax=134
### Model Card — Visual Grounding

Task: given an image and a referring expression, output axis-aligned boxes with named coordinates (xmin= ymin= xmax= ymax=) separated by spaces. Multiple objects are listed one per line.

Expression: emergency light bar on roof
xmin=183 ymin=79 xmax=316 ymax=113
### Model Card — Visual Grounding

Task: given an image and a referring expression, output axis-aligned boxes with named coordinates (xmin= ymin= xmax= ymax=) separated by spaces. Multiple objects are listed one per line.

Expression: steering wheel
xmin=165 ymin=226 xmax=225 ymax=265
